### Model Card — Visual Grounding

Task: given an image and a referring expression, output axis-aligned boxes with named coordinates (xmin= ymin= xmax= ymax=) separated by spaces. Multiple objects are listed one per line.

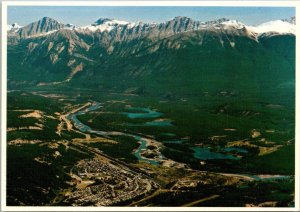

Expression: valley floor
xmin=6 ymin=90 xmax=295 ymax=207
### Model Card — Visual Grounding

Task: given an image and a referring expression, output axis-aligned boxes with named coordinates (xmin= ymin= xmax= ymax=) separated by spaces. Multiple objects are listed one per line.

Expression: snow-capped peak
xmin=11 ymin=23 xmax=23 ymax=28
xmin=79 ymin=18 xmax=135 ymax=32
xmin=94 ymin=18 xmax=129 ymax=26
xmin=220 ymin=19 xmax=245 ymax=29
xmin=282 ymin=16 xmax=295 ymax=25
xmin=248 ymin=20 xmax=295 ymax=35
xmin=7 ymin=23 xmax=23 ymax=31
xmin=64 ymin=23 xmax=75 ymax=30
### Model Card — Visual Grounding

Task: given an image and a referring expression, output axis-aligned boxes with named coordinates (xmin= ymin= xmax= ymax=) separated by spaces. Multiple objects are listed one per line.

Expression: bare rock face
xmin=18 ymin=17 xmax=65 ymax=38
xmin=7 ymin=16 xmax=295 ymax=89
xmin=7 ymin=17 xmax=65 ymax=43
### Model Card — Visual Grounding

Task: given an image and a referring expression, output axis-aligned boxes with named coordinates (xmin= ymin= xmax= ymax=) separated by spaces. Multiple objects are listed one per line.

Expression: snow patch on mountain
xmin=27 ymin=30 xmax=59 ymax=38
xmin=248 ymin=20 xmax=295 ymax=35
xmin=8 ymin=16 xmax=296 ymax=42
xmin=7 ymin=23 xmax=23 ymax=32
xmin=79 ymin=18 xmax=135 ymax=32
xmin=220 ymin=20 xmax=245 ymax=29
xmin=64 ymin=24 xmax=75 ymax=30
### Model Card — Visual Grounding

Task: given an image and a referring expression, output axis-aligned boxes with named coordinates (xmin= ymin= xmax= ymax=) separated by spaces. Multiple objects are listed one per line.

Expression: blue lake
xmin=223 ymin=147 xmax=248 ymax=153
xmin=127 ymin=120 xmax=173 ymax=127
xmin=191 ymin=147 xmax=239 ymax=160
xmin=122 ymin=107 xmax=163 ymax=119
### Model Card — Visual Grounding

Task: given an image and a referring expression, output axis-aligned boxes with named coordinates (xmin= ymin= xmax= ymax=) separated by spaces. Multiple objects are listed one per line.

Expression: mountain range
xmin=7 ymin=16 xmax=295 ymax=94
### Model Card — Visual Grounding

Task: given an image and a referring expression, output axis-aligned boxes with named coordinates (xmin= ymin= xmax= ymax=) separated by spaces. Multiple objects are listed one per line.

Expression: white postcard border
xmin=1 ymin=1 xmax=299 ymax=211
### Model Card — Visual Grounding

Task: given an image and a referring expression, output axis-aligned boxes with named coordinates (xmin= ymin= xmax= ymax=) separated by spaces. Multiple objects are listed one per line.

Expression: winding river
xmin=65 ymin=101 xmax=292 ymax=182
xmin=66 ymin=102 xmax=161 ymax=165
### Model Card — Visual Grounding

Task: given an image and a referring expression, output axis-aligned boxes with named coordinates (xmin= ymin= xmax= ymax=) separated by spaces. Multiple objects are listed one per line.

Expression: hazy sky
xmin=8 ymin=6 xmax=295 ymax=26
